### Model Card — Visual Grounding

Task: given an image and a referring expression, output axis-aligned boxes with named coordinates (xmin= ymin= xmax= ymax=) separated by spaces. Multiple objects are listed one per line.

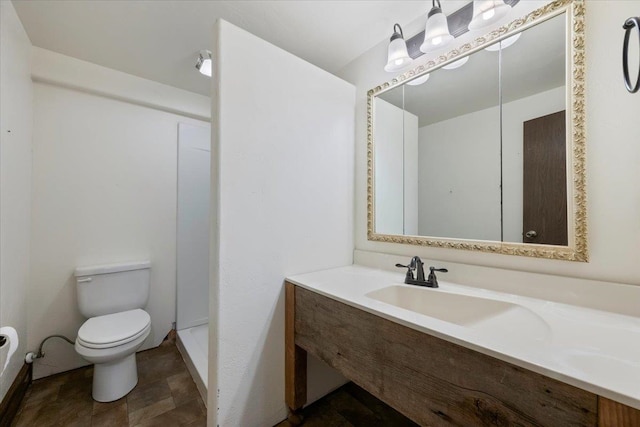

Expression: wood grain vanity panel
xmin=292 ymin=285 xmax=598 ymax=426
xmin=285 ymin=282 xmax=307 ymax=413
xmin=599 ymin=397 xmax=640 ymax=427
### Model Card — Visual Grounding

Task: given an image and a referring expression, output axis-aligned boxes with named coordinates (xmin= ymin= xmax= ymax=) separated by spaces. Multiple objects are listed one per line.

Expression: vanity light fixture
xmin=407 ymin=73 xmax=431 ymax=86
xmin=484 ymin=32 xmax=521 ymax=51
xmin=468 ymin=0 xmax=512 ymax=31
xmin=420 ymin=0 xmax=454 ymax=53
xmin=382 ymin=0 xmax=519 ymax=72
xmin=442 ymin=56 xmax=469 ymax=70
xmin=384 ymin=24 xmax=413 ymax=73
xmin=196 ymin=50 xmax=212 ymax=77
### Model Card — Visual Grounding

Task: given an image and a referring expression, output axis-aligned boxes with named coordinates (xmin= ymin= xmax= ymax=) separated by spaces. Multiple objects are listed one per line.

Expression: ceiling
xmin=12 ymin=0 xmax=434 ymax=96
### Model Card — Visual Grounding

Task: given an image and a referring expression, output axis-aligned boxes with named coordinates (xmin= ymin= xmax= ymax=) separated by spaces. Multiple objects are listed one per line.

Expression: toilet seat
xmin=77 ymin=309 xmax=151 ymax=349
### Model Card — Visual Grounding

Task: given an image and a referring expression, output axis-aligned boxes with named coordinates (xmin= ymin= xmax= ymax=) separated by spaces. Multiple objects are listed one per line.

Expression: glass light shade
xmin=468 ymin=0 xmax=511 ymax=31
xmin=198 ymin=58 xmax=212 ymax=76
xmin=384 ymin=37 xmax=413 ymax=72
xmin=406 ymin=73 xmax=430 ymax=86
xmin=442 ymin=56 xmax=469 ymax=70
xmin=420 ymin=10 xmax=454 ymax=53
xmin=484 ymin=32 xmax=521 ymax=51
xmin=196 ymin=50 xmax=212 ymax=77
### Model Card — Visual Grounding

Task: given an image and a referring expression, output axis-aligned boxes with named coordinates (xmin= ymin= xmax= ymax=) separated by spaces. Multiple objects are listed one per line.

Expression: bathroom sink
xmin=366 ymin=285 xmax=550 ymax=341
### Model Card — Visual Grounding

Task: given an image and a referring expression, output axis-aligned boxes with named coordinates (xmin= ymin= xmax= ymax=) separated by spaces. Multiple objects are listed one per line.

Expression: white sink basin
xmin=366 ymin=285 xmax=550 ymax=342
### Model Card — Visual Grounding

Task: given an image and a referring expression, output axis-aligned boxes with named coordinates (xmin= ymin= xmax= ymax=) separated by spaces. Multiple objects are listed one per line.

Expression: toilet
xmin=74 ymin=261 xmax=152 ymax=402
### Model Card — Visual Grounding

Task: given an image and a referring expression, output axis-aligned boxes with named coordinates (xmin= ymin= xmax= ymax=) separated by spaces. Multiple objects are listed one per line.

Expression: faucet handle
xmin=395 ymin=263 xmax=415 ymax=282
xmin=426 ymin=267 xmax=448 ymax=288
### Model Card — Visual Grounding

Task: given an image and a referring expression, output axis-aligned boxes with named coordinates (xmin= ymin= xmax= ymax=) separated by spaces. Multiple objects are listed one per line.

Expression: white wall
xmin=31 ymin=47 xmax=210 ymax=122
xmin=338 ymin=1 xmax=640 ymax=289
xmin=0 ymin=0 xmax=32 ymax=401
xmin=416 ymin=86 xmax=565 ymax=241
xmin=373 ymin=98 xmax=418 ymax=235
xmin=210 ymin=19 xmax=355 ymax=427
xmin=29 ymin=51 xmax=209 ymax=379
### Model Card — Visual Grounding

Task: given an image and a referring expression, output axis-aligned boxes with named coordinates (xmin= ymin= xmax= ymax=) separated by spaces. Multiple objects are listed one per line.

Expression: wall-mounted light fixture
xmin=469 ymin=1 xmax=512 ymax=31
xmin=385 ymin=24 xmax=413 ymax=73
xmin=384 ymin=0 xmax=519 ymax=73
xmin=420 ymin=0 xmax=454 ymax=53
xmin=196 ymin=50 xmax=212 ymax=77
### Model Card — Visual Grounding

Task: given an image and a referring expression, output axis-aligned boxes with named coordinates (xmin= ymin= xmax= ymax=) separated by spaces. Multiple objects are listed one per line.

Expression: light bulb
xmin=420 ymin=2 xmax=454 ymax=53
xmin=199 ymin=59 xmax=212 ymax=77
xmin=385 ymin=24 xmax=413 ymax=73
xmin=482 ymin=9 xmax=495 ymax=20
xmin=468 ymin=1 xmax=511 ymax=31
xmin=196 ymin=50 xmax=213 ymax=77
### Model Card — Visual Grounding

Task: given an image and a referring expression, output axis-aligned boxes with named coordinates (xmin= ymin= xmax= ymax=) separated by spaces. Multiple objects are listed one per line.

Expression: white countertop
xmin=287 ymin=265 xmax=640 ymax=410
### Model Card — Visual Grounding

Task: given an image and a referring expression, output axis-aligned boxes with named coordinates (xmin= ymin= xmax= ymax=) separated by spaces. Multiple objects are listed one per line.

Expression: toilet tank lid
xmin=75 ymin=261 xmax=151 ymax=277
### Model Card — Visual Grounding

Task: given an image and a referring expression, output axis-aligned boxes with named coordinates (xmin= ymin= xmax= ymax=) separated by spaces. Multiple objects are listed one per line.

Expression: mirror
xmin=368 ymin=0 xmax=587 ymax=261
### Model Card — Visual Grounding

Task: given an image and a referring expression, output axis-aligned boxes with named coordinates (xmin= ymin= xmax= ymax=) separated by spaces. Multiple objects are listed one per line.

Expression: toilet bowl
xmin=75 ymin=309 xmax=151 ymax=402
xmin=74 ymin=261 xmax=151 ymax=402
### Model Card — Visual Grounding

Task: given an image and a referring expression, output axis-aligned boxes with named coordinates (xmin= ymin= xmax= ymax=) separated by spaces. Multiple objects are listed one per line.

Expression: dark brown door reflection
xmin=522 ymin=110 xmax=568 ymax=246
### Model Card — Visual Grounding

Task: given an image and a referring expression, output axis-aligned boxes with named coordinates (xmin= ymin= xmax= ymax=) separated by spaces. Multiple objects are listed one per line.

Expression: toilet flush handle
xmin=77 ymin=277 xmax=92 ymax=283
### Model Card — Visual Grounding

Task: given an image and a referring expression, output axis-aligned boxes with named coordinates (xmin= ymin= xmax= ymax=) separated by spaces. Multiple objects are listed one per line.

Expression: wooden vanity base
xmin=599 ymin=398 xmax=640 ymax=426
xmin=285 ymin=282 xmax=307 ymax=412
xmin=285 ymin=282 xmax=640 ymax=426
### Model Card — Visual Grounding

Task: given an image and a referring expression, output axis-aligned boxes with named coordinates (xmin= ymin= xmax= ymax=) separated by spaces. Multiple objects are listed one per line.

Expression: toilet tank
xmin=75 ymin=261 xmax=150 ymax=318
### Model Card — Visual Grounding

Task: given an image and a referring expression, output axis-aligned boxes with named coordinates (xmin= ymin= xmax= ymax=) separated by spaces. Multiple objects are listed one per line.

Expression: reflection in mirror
xmin=373 ymin=85 xmax=416 ymax=235
xmin=406 ymin=47 xmax=500 ymax=242
xmin=501 ymin=13 xmax=567 ymax=245
xmin=368 ymin=0 xmax=586 ymax=260
xmin=376 ymin=47 xmax=501 ymax=240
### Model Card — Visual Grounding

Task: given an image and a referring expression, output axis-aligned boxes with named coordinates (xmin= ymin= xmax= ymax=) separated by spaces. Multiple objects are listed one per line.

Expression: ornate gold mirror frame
xmin=367 ymin=0 xmax=587 ymax=261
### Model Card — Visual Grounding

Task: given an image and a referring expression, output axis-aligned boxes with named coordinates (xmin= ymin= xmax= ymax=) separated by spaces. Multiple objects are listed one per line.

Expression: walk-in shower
xmin=175 ymin=122 xmax=210 ymax=402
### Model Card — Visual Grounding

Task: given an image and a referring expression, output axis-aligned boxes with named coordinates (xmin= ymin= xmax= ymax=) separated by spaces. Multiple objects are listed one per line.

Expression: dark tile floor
xmin=276 ymin=382 xmax=418 ymax=427
xmin=12 ymin=337 xmax=414 ymax=427
xmin=11 ymin=339 xmax=206 ymax=427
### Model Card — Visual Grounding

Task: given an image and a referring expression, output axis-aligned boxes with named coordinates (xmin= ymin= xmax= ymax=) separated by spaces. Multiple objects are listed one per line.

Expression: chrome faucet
xmin=396 ymin=257 xmax=447 ymax=288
